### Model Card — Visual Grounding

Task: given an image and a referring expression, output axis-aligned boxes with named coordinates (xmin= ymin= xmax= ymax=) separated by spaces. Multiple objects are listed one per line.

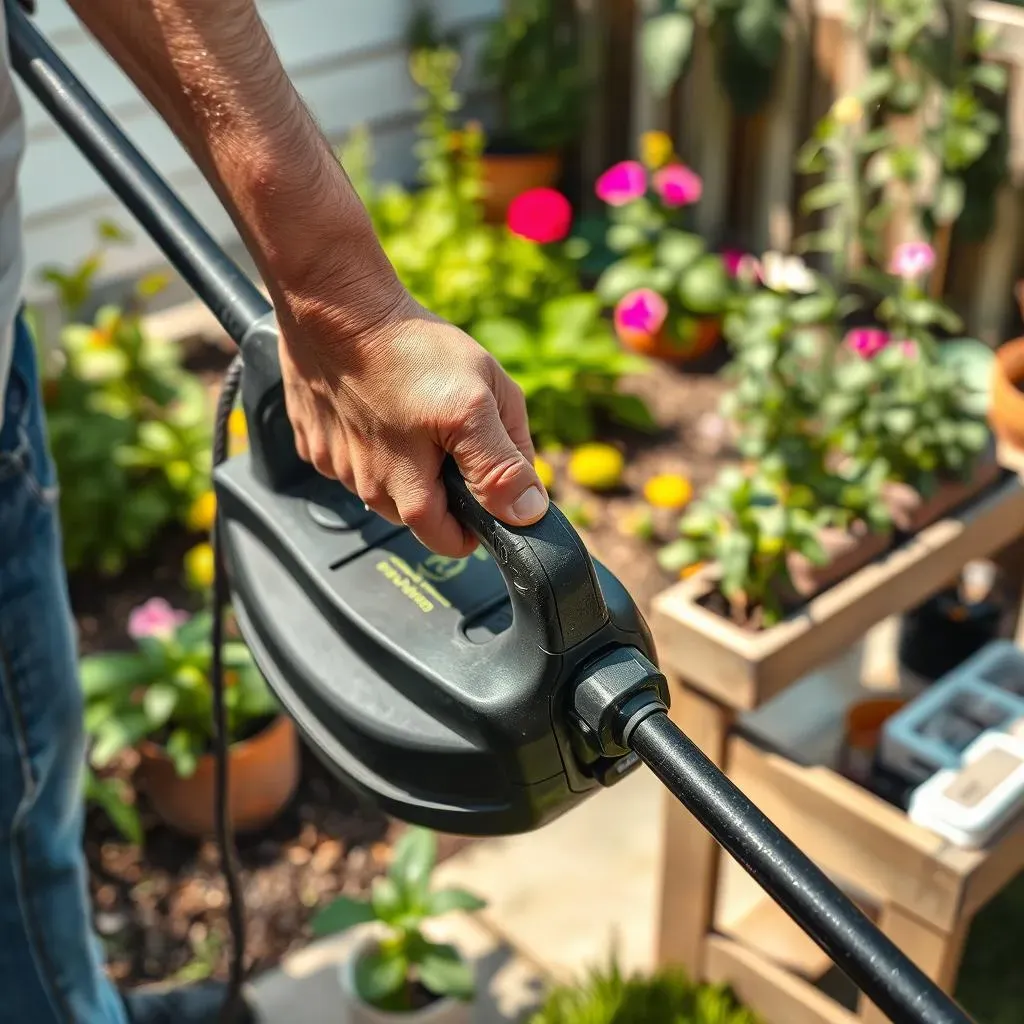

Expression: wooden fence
xmin=575 ymin=0 xmax=1024 ymax=348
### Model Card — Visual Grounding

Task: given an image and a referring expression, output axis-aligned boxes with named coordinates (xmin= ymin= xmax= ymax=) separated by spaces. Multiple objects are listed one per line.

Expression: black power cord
xmin=210 ymin=356 xmax=249 ymax=1023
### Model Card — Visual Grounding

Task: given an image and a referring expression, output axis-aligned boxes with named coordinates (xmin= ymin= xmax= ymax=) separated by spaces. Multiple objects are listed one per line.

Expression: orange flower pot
xmin=989 ymin=336 xmax=1024 ymax=453
xmin=617 ymin=317 xmax=721 ymax=364
xmin=138 ymin=715 xmax=299 ymax=837
xmin=480 ymin=150 xmax=562 ymax=223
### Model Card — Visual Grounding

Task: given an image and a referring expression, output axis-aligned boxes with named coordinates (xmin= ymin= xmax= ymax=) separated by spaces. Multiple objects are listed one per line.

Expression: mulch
xmin=74 ymin=334 xmax=735 ymax=988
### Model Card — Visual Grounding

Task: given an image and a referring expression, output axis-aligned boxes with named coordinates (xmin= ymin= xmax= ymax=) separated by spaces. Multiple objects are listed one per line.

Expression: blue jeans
xmin=0 ymin=314 xmax=128 ymax=1023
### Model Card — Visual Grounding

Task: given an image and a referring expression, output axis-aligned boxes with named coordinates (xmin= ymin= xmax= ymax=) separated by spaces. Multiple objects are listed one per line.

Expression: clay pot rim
xmin=137 ymin=712 xmax=290 ymax=767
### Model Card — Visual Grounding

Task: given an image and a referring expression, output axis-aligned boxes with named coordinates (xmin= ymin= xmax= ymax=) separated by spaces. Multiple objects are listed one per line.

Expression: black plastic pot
xmin=897 ymin=586 xmax=1003 ymax=684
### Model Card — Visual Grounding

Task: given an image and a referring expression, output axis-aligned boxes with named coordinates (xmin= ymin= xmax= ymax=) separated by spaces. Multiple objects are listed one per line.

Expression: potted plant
xmin=822 ymin=256 xmax=999 ymax=535
xmin=476 ymin=0 xmax=585 ymax=221
xmin=311 ymin=827 xmax=486 ymax=1023
xmin=81 ymin=598 xmax=298 ymax=837
xmin=592 ymin=145 xmax=733 ymax=363
xmin=528 ymin=955 xmax=759 ymax=1023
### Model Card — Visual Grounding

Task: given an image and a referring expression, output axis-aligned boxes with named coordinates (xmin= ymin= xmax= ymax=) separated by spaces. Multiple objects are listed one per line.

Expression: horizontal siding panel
xmin=19 ymin=23 xmax=490 ymax=220
xmin=22 ymin=0 xmax=500 ymax=136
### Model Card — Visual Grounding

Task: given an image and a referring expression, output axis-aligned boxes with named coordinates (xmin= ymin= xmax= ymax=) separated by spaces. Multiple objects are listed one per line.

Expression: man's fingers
xmin=496 ymin=377 xmax=537 ymax=467
xmin=449 ymin=393 xmax=549 ymax=527
xmin=394 ymin=476 xmax=477 ymax=559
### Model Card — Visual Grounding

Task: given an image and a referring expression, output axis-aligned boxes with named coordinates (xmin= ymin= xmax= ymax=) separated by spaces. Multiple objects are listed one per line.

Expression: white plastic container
xmin=908 ymin=730 xmax=1024 ymax=848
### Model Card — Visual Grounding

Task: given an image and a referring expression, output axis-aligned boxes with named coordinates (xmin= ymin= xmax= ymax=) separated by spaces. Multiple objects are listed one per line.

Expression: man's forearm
xmin=65 ymin=0 xmax=402 ymax=325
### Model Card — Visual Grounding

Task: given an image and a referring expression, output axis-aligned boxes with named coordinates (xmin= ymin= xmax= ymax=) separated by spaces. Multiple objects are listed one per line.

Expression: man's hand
xmin=277 ymin=289 xmax=547 ymax=557
xmin=68 ymin=0 xmax=549 ymax=554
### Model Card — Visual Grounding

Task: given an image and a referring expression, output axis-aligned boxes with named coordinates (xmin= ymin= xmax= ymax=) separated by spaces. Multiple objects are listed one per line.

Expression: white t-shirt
xmin=0 ymin=3 xmax=28 ymax=426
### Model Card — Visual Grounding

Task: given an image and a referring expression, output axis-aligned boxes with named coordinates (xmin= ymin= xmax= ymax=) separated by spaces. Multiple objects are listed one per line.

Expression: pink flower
xmin=595 ymin=161 xmax=647 ymax=206
xmin=889 ymin=241 xmax=936 ymax=280
xmin=653 ymin=163 xmax=703 ymax=207
xmin=898 ymin=339 xmax=919 ymax=359
xmin=128 ymin=598 xmax=188 ymax=641
xmin=722 ymin=249 xmax=760 ymax=281
xmin=615 ymin=289 xmax=668 ymax=336
xmin=507 ymin=187 xmax=573 ymax=244
xmin=844 ymin=327 xmax=891 ymax=360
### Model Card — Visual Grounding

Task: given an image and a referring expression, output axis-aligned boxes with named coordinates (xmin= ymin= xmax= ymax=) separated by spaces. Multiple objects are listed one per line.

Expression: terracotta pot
xmin=138 ymin=715 xmax=299 ymax=837
xmin=479 ymin=150 xmax=562 ymax=223
xmin=340 ymin=930 xmax=473 ymax=1024
xmin=882 ymin=455 xmax=1002 ymax=535
xmin=786 ymin=522 xmax=893 ymax=599
xmin=989 ymin=336 xmax=1024 ymax=452
xmin=616 ymin=317 xmax=721 ymax=364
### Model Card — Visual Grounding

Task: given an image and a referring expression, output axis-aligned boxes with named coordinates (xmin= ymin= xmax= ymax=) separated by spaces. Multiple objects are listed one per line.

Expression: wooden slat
xmin=704 ymin=937 xmax=858 ymax=1024
xmin=651 ymin=473 xmax=1024 ymax=710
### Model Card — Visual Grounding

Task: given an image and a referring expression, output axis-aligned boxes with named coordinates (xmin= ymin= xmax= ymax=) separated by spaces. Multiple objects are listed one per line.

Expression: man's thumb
xmin=449 ymin=407 xmax=549 ymax=526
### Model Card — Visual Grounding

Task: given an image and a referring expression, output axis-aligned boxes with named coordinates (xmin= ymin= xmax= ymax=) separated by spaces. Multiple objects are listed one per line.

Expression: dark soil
xmin=75 ymin=333 xmax=736 ymax=989
xmin=86 ymin=744 xmax=474 ymax=988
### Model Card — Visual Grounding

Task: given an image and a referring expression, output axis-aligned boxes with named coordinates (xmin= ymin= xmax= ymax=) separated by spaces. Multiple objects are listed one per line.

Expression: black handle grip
xmin=441 ymin=457 xmax=608 ymax=653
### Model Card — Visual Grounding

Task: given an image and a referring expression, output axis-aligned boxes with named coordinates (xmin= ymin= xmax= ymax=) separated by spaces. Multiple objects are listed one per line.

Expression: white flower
xmin=760 ymin=251 xmax=816 ymax=294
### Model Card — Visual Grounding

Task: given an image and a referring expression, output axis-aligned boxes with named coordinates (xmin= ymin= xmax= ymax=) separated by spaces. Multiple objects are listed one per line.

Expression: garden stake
xmin=6 ymin=4 xmax=979 ymax=1023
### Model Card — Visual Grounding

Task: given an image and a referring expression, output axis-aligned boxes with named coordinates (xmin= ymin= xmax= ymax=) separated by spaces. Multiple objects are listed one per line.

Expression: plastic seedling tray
xmin=879 ymin=642 xmax=1024 ymax=784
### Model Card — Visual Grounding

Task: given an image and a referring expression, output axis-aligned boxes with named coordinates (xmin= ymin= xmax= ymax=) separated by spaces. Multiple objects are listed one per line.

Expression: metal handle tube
xmin=628 ymin=711 xmax=974 ymax=1024
xmin=4 ymin=0 xmax=271 ymax=344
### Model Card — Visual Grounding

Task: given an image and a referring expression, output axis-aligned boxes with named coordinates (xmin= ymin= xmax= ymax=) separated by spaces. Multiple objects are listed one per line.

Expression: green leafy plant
xmin=641 ymin=0 xmax=788 ymax=115
xmin=593 ymin=146 xmax=734 ymax=356
xmin=479 ymin=0 xmax=585 ymax=151
xmin=81 ymin=599 xmax=278 ymax=778
xmin=658 ymin=461 xmax=830 ymax=626
xmin=34 ymin=226 xmax=212 ymax=576
xmin=311 ymin=827 xmax=486 ymax=1012
xmin=529 ymin=954 xmax=759 ymax=1024
xmin=83 ymin=766 xmax=143 ymax=845
xmin=474 ymin=292 xmax=654 ymax=445
xmin=343 ymin=48 xmax=650 ymax=445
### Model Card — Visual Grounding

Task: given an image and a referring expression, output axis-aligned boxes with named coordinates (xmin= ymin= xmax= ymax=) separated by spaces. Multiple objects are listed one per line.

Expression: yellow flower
xmin=534 ymin=456 xmax=555 ymax=491
xmin=757 ymin=535 xmax=784 ymax=558
xmin=184 ymin=542 xmax=215 ymax=591
xmin=643 ymin=473 xmax=693 ymax=510
xmin=187 ymin=490 xmax=217 ymax=534
xmin=228 ymin=407 xmax=248 ymax=440
xmin=88 ymin=326 xmax=114 ymax=348
xmin=680 ymin=560 xmax=707 ymax=580
xmin=567 ymin=443 xmax=625 ymax=492
xmin=832 ymin=95 xmax=864 ymax=126
xmin=640 ymin=130 xmax=674 ymax=169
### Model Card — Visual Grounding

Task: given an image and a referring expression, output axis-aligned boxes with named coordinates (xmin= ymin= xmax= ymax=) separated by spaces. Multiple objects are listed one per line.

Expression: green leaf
xmin=883 ymin=408 xmax=915 ymax=436
xmin=606 ymin=223 xmax=648 ymax=253
xmin=79 ymin=652 xmax=152 ymax=699
xmin=143 ymin=682 xmax=179 ymax=729
xmin=310 ymin=895 xmax=376 ymax=937
xmin=595 ymin=261 xmax=655 ymax=305
xmin=800 ymin=181 xmax=851 ymax=215
xmin=540 ymin=293 xmax=600 ymax=340
xmin=165 ymin=728 xmax=202 ymax=778
xmin=971 ymin=62 xmax=1008 ymax=94
xmin=84 ymin=770 xmax=143 ymax=845
xmin=97 ymin=218 xmax=132 ymax=242
xmin=417 ymin=943 xmax=474 ymax=1001
xmin=388 ymin=827 xmax=436 ymax=900
xmin=90 ymin=707 xmax=152 ymax=768
xmin=657 ymin=539 xmax=701 ymax=574
xmin=655 ymin=229 xmax=705 ymax=273
xmin=958 ymin=419 xmax=990 ymax=451
xmin=473 ymin=318 xmax=533 ymax=365
xmin=788 ymin=294 xmax=836 ymax=325
xmin=426 ymin=888 xmax=487 ymax=916
xmin=355 ymin=949 xmax=407 ymax=1006
xmin=933 ymin=177 xmax=965 ymax=226
xmin=642 ymin=11 xmax=695 ymax=98
xmin=858 ymin=66 xmax=896 ymax=103
xmin=371 ymin=876 xmax=406 ymax=924
xmin=598 ymin=393 xmax=657 ymax=431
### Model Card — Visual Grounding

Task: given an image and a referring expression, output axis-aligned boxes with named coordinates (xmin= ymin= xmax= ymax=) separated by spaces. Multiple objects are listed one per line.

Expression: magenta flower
xmin=507 ymin=187 xmax=573 ymax=244
xmin=844 ymin=327 xmax=891 ymax=360
xmin=595 ymin=161 xmax=647 ymax=206
xmin=128 ymin=598 xmax=188 ymax=641
xmin=721 ymin=248 xmax=760 ymax=281
xmin=889 ymin=241 xmax=935 ymax=280
xmin=615 ymin=289 xmax=668 ymax=337
xmin=653 ymin=163 xmax=703 ymax=207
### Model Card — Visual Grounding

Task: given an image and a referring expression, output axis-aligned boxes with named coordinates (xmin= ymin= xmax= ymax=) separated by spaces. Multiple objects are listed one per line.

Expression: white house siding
xmin=15 ymin=0 xmax=500 ymax=304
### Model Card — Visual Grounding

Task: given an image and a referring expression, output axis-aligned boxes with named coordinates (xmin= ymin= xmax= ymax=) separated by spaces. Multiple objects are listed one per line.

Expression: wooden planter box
xmin=650 ymin=471 xmax=1024 ymax=711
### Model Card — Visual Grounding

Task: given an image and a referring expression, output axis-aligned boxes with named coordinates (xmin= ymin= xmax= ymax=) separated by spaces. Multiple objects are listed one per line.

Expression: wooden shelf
xmin=652 ymin=472 xmax=1024 ymax=711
